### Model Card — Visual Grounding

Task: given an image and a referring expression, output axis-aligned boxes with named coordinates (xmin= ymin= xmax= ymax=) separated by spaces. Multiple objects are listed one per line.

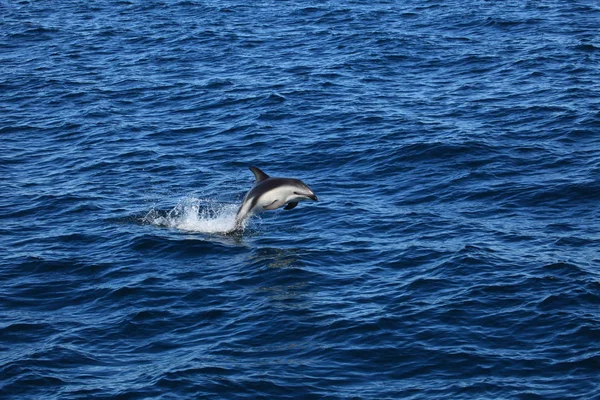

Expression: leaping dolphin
xmin=233 ymin=166 xmax=318 ymax=231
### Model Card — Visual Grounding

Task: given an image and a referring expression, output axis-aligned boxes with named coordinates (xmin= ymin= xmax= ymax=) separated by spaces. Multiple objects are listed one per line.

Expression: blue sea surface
xmin=2 ymin=0 xmax=600 ymax=398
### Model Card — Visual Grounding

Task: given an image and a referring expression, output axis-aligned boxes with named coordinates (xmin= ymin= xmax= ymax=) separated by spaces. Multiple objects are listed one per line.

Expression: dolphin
xmin=233 ymin=166 xmax=318 ymax=231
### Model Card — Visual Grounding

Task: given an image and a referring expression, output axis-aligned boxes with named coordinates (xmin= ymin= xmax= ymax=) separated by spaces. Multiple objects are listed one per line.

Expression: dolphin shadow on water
xmin=229 ymin=166 xmax=318 ymax=234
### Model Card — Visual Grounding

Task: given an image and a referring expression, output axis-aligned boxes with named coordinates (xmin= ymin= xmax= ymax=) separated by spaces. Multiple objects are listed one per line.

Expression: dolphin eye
xmin=293 ymin=191 xmax=300 ymax=195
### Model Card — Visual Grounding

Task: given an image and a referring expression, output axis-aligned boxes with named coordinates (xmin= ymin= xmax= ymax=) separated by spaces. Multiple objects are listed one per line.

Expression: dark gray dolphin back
xmin=249 ymin=166 xmax=270 ymax=183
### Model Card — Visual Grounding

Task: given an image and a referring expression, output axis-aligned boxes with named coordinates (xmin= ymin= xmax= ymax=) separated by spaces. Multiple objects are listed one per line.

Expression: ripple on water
xmin=2 ymin=0 xmax=600 ymax=399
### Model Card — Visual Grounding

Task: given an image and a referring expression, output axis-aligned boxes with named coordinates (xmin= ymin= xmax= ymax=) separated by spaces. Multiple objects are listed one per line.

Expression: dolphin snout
xmin=310 ymin=194 xmax=318 ymax=201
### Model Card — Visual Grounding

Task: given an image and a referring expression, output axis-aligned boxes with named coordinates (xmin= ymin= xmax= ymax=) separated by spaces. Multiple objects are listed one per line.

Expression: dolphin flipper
xmin=249 ymin=166 xmax=270 ymax=183
xmin=284 ymin=202 xmax=298 ymax=210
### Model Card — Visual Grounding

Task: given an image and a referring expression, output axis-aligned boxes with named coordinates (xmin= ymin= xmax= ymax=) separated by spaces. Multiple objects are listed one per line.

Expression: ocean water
xmin=1 ymin=0 xmax=600 ymax=398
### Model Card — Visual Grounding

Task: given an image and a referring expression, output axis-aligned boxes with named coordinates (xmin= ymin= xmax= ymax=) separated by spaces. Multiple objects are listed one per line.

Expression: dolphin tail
xmin=232 ymin=202 xmax=249 ymax=232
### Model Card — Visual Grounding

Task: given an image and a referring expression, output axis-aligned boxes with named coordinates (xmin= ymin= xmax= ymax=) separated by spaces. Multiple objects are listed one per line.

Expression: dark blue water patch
xmin=2 ymin=0 xmax=600 ymax=398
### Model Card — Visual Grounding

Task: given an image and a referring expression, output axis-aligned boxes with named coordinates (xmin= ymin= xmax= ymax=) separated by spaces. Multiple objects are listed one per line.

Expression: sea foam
xmin=143 ymin=197 xmax=243 ymax=234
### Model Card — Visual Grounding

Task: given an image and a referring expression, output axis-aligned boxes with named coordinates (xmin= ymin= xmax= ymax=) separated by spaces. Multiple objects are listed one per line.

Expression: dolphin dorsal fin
xmin=249 ymin=166 xmax=270 ymax=183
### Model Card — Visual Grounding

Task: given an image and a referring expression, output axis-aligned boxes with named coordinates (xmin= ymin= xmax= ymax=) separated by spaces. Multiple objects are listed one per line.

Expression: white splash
xmin=143 ymin=197 xmax=244 ymax=234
